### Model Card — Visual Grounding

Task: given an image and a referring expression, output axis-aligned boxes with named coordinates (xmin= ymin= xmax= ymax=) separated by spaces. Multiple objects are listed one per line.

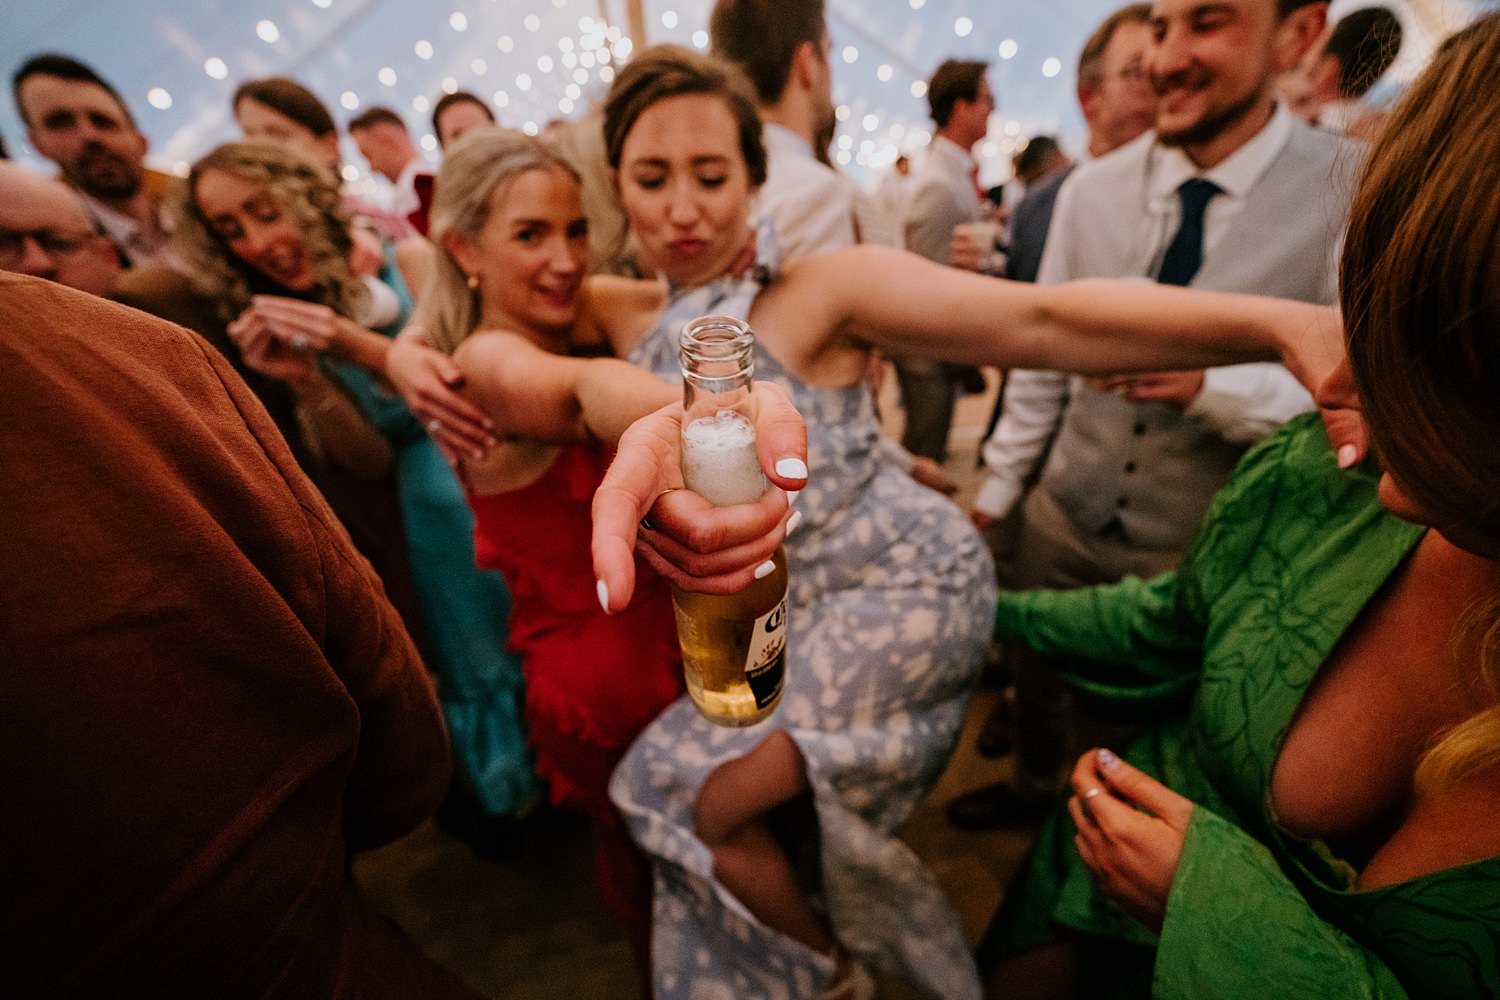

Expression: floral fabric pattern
xmin=611 ymin=263 xmax=994 ymax=998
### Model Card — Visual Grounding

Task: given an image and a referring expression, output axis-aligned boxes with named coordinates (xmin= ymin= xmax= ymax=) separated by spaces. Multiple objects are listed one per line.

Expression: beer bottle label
xmin=744 ymin=596 xmax=787 ymax=710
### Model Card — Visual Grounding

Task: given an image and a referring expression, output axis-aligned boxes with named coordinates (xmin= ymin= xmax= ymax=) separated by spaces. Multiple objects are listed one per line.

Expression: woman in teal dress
xmin=174 ymin=140 xmax=538 ymax=840
xmin=977 ymin=15 xmax=1500 ymax=999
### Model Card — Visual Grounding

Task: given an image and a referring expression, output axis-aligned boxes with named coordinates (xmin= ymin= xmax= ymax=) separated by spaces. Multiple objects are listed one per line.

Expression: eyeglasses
xmin=0 ymin=228 xmax=98 ymax=268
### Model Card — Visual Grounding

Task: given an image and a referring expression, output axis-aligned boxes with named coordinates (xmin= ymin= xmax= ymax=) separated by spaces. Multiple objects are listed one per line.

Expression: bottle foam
xmin=682 ymin=409 xmax=766 ymax=506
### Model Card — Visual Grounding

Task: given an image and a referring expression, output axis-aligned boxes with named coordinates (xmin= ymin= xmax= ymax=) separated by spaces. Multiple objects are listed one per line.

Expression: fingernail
xmin=1336 ymin=443 xmax=1357 ymax=469
xmin=786 ymin=510 xmax=803 ymax=534
xmin=753 ymin=559 xmax=776 ymax=580
xmin=775 ymin=458 xmax=808 ymax=480
xmin=786 ymin=490 xmax=800 ymax=507
xmin=596 ymin=579 xmax=610 ymax=613
xmin=1098 ymin=748 xmax=1120 ymax=769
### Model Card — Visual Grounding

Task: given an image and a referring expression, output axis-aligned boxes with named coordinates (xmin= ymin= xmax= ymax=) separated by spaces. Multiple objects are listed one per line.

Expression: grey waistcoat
xmin=1039 ymin=124 xmax=1358 ymax=550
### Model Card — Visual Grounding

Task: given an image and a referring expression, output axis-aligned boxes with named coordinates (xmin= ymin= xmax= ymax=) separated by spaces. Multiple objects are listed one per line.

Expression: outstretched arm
xmin=454 ymin=330 xmax=678 ymax=447
xmin=795 ymin=244 xmax=1327 ymax=375
xmin=782 ymin=244 xmax=1362 ymax=457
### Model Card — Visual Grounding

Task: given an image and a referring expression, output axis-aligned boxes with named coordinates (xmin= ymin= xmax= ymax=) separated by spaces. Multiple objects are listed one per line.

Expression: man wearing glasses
xmin=0 ymin=161 xmax=119 ymax=297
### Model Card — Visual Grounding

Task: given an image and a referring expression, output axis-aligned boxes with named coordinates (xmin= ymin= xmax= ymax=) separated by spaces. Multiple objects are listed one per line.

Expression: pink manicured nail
xmin=596 ymin=579 xmax=610 ymax=613
xmin=1336 ymin=444 xmax=1358 ymax=469
xmin=1098 ymin=748 xmax=1120 ymax=768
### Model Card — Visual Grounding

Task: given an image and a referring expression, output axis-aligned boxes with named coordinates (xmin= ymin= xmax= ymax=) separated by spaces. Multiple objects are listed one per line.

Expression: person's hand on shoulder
xmin=386 ymin=330 xmax=496 ymax=464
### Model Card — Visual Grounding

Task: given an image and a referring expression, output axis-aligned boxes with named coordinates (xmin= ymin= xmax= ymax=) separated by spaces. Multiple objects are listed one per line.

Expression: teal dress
xmin=327 ymin=252 xmax=536 ymax=817
xmin=982 ymin=413 xmax=1500 ymax=998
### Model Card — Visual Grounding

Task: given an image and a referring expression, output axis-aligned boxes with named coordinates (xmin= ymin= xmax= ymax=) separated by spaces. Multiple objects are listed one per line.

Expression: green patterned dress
xmin=980 ymin=413 xmax=1500 ymax=998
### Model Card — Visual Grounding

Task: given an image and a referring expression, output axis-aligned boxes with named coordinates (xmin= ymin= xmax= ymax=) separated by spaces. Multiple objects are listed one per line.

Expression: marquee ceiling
xmin=2 ymin=0 xmax=1480 ymax=193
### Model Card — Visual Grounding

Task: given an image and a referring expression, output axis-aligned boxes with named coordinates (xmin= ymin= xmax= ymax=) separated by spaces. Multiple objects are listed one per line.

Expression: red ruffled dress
xmin=468 ymin=442 xmax=682 ymax=965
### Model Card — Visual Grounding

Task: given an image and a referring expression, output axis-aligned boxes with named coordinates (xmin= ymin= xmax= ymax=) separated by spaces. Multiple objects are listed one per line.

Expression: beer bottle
xmin=671 ymin=314 xmax=788 ymax=726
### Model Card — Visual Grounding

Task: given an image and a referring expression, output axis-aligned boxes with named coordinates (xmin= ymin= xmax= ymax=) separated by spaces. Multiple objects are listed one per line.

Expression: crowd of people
xmin=3 ymin=0 xmax=1496 ymax=998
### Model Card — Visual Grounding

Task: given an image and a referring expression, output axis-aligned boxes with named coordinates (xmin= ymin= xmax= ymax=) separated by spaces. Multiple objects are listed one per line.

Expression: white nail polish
xmin=786 ymin=510 xmax=803 ymax=534
xmin=596 ymin=579 xmax=610 ymax=613
xmin=786 ymin=490 xmax=800 ymax=507
xmin=775 ymin=457 xmax=808 ymax=480
xmin=1336 ymin=444 xmax=1357 ymax=469
xmin=753 ymin=559 xmax=776 ymax=580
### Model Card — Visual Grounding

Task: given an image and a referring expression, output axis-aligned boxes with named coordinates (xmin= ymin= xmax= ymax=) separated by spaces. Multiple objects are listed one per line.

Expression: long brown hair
xmin=1340 ymin=11 xmax=1500 ymax=790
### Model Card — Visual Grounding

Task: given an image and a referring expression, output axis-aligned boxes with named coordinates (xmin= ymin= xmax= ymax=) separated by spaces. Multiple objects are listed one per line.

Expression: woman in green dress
xmin=975 ymin=13 xmax=1500 ymax=999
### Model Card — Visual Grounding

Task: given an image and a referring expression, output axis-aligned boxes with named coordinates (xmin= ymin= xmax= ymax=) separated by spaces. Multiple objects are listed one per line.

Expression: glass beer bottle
xmin=671 ymin=315 xmax=788 ymax=726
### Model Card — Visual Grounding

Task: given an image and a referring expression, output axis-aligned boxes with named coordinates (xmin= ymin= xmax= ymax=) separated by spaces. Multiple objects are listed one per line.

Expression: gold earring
xmin=466 ymin=273 xmax=479 ymax=290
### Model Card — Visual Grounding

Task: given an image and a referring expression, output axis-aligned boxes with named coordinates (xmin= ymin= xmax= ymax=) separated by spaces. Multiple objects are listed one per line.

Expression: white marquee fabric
xmin=0 ymin=0 xmax=1481 ymax=192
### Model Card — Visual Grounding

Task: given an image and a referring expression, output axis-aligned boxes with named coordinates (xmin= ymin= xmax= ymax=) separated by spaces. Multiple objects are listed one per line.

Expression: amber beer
xmin=671 ymin=316 xmax=789 ymax=726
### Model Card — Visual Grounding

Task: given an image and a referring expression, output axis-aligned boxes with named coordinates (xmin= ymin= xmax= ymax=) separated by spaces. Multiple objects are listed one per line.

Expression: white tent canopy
xmin=1 ymin=0 xmax=1480 ymax=192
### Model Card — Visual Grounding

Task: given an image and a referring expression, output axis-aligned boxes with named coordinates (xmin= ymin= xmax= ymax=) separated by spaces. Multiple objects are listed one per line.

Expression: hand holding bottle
xmin=591 ymin=380 xmax=805 ymax=613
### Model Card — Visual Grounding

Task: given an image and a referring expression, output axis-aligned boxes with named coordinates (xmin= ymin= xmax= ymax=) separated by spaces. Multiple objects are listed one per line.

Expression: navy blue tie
xmin=1156 ymin=178 xmax=1220 ymax=286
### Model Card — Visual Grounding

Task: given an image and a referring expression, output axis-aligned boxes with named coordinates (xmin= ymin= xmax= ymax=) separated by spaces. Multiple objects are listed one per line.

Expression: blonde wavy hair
xmin=172 ymin=139 xmax=368 ymax=322
xmin=423 ymin=126 xmax=582 ymax=355
xmin=1340 ymin=11 xmax=1500 ymax=792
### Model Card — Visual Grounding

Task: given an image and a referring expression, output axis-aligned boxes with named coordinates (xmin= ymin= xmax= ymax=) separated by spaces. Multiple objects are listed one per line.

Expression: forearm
xmin=573 ymin=359 xmax=677 ymax=447
xmin=997 ymin=574 xmax=1201 ymax=680
xmin=1156 ymin=809 xmax=1412 ymax=1000
xmin=1025 ymin=280 xmax=1317 ymax=374
xmin=973 ymin=369 xmax=1068 ymax=519
xmin=457 ymin=331 xmax=673 ymax=446
xmin=324 ymin=316 xmax=394 ymax=374
xmin=820 ymin=246 xmax=1323 ymax=374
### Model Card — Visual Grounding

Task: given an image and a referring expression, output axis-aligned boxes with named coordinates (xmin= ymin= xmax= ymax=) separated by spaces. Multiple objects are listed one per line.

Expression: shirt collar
xmin=395 ymin=156 xmax=427 ymax=192
xmin=763 ymin=123 xmax=814 ymax=161
xmin=1149 ymin=101 xmax=1294 ymax=204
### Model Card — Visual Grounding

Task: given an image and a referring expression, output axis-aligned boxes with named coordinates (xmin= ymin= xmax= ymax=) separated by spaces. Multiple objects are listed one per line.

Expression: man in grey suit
xmin=950 ymin=0 xmax=1352 ymax=828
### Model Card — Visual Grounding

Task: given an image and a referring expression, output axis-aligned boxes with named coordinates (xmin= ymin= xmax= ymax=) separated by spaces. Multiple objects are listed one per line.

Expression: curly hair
xmin=172 ymin=140 xmax=368 ymax=323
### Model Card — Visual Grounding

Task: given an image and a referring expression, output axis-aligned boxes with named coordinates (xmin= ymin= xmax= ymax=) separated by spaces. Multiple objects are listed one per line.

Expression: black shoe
xmin=945 ymin=781 xmax=1055 ymax=830
xmin=975 ymin=696 xmax=1014 ymax=759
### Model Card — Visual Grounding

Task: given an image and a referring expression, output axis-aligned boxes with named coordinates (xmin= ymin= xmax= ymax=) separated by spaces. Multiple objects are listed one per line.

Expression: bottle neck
xmin=678 ymin=315 xmax=765 ymax=506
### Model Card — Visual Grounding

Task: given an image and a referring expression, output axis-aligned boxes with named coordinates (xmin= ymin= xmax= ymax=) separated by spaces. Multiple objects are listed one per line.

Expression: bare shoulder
xmin=452 ymin=329 xmax=540 ymax=377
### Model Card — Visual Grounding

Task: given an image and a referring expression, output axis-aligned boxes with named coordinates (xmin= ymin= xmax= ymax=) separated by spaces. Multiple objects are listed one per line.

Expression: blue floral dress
xmin=610 ymin=264 xmax=995 ymax=998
